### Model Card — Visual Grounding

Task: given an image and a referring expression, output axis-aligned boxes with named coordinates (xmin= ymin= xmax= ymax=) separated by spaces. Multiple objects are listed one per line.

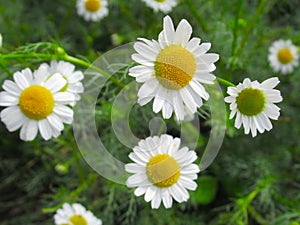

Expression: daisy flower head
xmin=54 ymin=203 xmax=102 ymax=225
xmin=268 ymin=39 xmax=299 ymax=74
xmin=125 ymin=134 xmax=200 ymax=209
xmin=224 ymin=77 xmax=283 ymax=137
xmin=0 ymin=68 xmax=75 ymax=141
xmin=141 ymin=0 xmax=178 ymax=13
xmin=38 ymin=60 xmax=84 ymax=106
xmin=76 ymin=0 xmax=108 ymax=22
xmin=129 ymin=15 xmax=219 ymax=121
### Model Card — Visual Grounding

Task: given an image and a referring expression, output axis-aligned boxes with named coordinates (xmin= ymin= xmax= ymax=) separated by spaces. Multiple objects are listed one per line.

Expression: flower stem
xmin=0 ymin=52 xmax=126 ymax=88
xmin=216 ymin=77 xmax=235 ymax=87
xmin=185 ymin=0 xmax=210 ymax=33
xmin=235 ymin=0 xmax=268 ymax=58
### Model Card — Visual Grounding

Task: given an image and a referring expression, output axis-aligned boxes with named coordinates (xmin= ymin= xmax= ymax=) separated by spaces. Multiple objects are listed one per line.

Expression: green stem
xmin=0 ymin=52 xmax=125 ymax=88
xmin=247 ymin=205 xmax=268 ymax=225
xmin=117 ymin=0 xmax=140 ymax=29
xmin=216 ymin=77 xmax=235 ymax=87
xmin=58 ymin=1 xmax=76 ymax=37
xmin=185 ymin=0 xmax=210 ymax=33
xmin=235 ymin=0 xmax=268 ymax=58
xmin=231 ymin=0 xmax=244 ymax=56
xmin=62 ymin=55 xmax=125 ymax=88
xmin=68 ymin=133 xmax=85 ymax=184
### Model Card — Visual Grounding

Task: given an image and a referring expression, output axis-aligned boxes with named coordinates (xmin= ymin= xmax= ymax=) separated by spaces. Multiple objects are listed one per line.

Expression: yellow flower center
xmin=85 ymin=0 xmax=101 ymax=12
xmin=62 ymin=214 xmax=88 ymax=225
xmin=146 ymin=153 xmax=180 ymax=188
xmin=236 ymin=88 xmax=266 ymax=116
xmin=277 ymin=48 xmax=293 ymax=64
xmin=155 ymin=0 xmax=166 ymax=2
xmin=19 ymin=85 xmax=54 ymax=120
xmin=154 ymin=45 xmax=196 ymax=90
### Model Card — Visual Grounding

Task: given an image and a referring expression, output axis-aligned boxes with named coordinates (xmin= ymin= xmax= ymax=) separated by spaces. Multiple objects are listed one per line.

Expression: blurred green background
xmin=0 ymin=0 xmax=300 ymax=224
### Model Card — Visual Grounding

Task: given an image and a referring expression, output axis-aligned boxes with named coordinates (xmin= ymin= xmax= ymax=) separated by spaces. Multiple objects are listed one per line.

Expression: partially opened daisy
xmin=224 ymin=77 xmax=283 ymax=137
xmin=142 ymin=0 xmax=178 ymax=13
xmin=129 ymin=16 xmax=219 ymax=121
xmin=125 ymin=134 xmax=200 ymax=209
xmin=54 ymin=203 xmax=102 ymax=225
xmin=268 ymin=39 xmax=299 ymax=74
xmin=38 ymin=60 xmax=84 ymax=106
xmin=76 ymin=0 xmax=108 ymax=22
xmin=0 ymin=68 xmax=75 ymax=141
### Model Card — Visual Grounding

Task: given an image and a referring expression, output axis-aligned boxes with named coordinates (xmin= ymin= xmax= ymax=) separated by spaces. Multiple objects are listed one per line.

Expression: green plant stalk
xmin=58 ymin=1 xmax=76 ymax=37
xmin=216 ymin=77 xmax=235 ymax=87
xmin=231 ymin=0 xmax=244 ymax=57
xmin=0 ymin=52 xmax=125 ymax=88
xmin=231 ymin=177 xmax=274 ymax=224
xmin=185 ymin=0 xmax=210 ymax=33
xmin=247 ymin=205 xmax=268 ymax=225
xmin=235 ymin=0 xmax=268 ymax=58
xmin=117 ymin=0 xmax=140 ymax=29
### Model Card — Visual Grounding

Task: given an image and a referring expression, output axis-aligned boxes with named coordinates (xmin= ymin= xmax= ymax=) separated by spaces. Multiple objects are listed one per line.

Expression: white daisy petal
xmin=0 ymin=92 xmax=18 ymax=106
xmin=2 ymin=80 xmax=22 ymax=96
xmin=44 ymin=73 xmax=67 ymax=92
xmin=20 ymin=120 xmax=38 ymax=141
xmin=0 ymin=106 xmax=26 ymax=131
xmin=15 ymin=68 xmax=33 ymax=89
xmin=173 ymin=19 xmax=192 ymax=46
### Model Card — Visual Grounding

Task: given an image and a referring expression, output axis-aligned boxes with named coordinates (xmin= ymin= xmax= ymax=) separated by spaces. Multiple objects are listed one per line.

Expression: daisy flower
xmin=268 ymin=39 xmax=299 ymax=74
xmin=38 ymin=60 xmax=84 ymax=106
xmin=0 ymin=68 xmax=75 ymax=141
xmin=224 ymin=77 xmax=283 ymax=137
xmin=125 ymin=134 xmax=200 ymax=209
xmin=76 ymin=0 xmax=108 ymax=22
xmin=0 ymin=33 xmax=2 ymax=48
xmin=141 ymin=0 xmax=178 ymax=13
xmin=54 ymin=203 xmax=102 ymax=225
xmin=129 ymin=15 xmax=219 ymax=121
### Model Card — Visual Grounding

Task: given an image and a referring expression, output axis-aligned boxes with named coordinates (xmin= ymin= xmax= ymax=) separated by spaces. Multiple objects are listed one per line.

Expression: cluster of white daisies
xmin=76 ymin=0 xmax=179 ymax=22
xmin=0 ymin=61 xmax=84 ymax=141
xmin=0 ymin=14 xmax=295 ymax=211
xmin=1 ymin=1 xmax=299 ymax=215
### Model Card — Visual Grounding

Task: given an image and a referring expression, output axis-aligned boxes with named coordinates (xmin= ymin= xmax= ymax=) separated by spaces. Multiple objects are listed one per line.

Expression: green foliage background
xmin=0 ymin=0 xmax=300 ymax=224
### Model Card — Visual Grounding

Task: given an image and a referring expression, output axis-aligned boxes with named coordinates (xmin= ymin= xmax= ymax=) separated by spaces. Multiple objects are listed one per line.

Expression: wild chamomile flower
xmin=38 ymin=60 xmax=84 ymax=106
xmin=268 ymin=39 xmax=299 ymax=74
xmin=76 ymin=0 xmax=108 ymax=22
xmin=54 ymin=203 xmax=102 ymax=225
xmin=0 ymin=68 xmax=75 ymax=141
xmin=142 ymin=0 xmax=178 ymax=13
xmin=129 ymin=15 xmax=219 ymax=121
xmin=224 ymin=77 xmax=283 ymax=137
xmin=125 ymin=134 xmax=200 ymax=209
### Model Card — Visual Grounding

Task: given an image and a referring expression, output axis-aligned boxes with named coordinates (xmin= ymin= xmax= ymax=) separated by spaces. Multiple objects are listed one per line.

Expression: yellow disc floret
xmin=70 ymin=214 xmax=88 ymax=225
xmin=146 ymin=153 xmax=180 ymax=188
xmin=236 ymin=88 xmax=266 ymax=116
xmin=277 ymin=48 xmax=293 ymax=64
xmin=19 ymin=85 xmax=54 ymax=120
xmin=155 ymin=0 xmax=166 ymax=2
xmin=85 ymin=0 xmax=101 ymax=12
xmin=154 ymin=45 xmax=196 ymax=90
